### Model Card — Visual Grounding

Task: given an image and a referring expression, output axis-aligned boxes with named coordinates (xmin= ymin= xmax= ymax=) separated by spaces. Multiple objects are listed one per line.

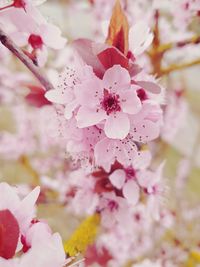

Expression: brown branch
xmin=160 ymin=58 xmax=200 ymax=76
xmin=148 ymin=34 xmax=200 ymax=77
xmin=149 ymin=10 xmax=163 ymax=77
xmin=157 ymin=35 xmax=200 ymax=54
xmin=0 ymin=27 xmax=53 ymax=91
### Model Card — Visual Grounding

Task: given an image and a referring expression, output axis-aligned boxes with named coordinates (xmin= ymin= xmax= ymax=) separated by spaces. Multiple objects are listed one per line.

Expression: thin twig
xmin=160 ymin=58 xmax=200 ymax=75
xmin=157 ymin=35 xmax=200 ymax=54
xmin=0 ymin=27 xmax=53 ymax=91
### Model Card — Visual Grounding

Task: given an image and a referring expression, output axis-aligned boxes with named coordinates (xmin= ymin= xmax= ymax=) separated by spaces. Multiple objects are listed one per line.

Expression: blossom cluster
xmin=0 ymin=0 xmax=200 ymax=267
xmin=46 ymin=38 xmax=163 ymax=172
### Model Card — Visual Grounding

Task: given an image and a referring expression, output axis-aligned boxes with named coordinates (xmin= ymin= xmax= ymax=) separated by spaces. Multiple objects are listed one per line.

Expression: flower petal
xmin=104 ymin=113 xmax=130 ymax=139
xmin=109 ymin=169 xmax=126 ymax=189
xmin=94 ymin=138 xmax=115 ymax=172
xmin=45 ymin=89 xmax=73 ymax=105
xmin=64 ymin=100 xmax=78 ymax=119
xmin=120 ymin=89 xmax=141 ymax=114
xmin=132 ymin=150 xmax=152 ymax=170
xmin=15 ymin=186 xmax=40 ymax=233
xmin=76 ymin=106 xmax=106 ymax=128
xmin=74 ymin=78 xmax=102 ymax=108
xmin=123 ymin=180 xmax=140 ymax=205
xmin=131 ymin=119 xmax=160 ymax=143
xmin=129 ymin=21 xmax=153 ymax=55
xmin=136 ymin=81 xmax=161 ymax=94
xmin=102 ymin=65 xmax=130 ymax=92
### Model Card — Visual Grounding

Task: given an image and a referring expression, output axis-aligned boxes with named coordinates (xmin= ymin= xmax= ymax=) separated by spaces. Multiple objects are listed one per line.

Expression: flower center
xmin=28 ymin=34 xmax=43 ymax=50
xmin=137 ymin=88 xmax=148 ymax=101
xmin=108 ymin=200 xmax=118 ymax=212
xmin=125 ymin=167 xmax=136 ymax=180
xmin=101 ymin=89 xmax=121 ymax=115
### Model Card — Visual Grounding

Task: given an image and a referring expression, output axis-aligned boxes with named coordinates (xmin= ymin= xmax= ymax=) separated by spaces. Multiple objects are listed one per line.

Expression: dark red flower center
xmin=137 ymin=88 xmax=148 ymax=101
xmin=101 ymin=89 xmax=121 ymax=115
xmin=0 ymin=209 xmax=20 ymax=259
xmin=28 ymin=34 xmax=43 ymax=50
xmin=108 ymin=200 xmax=118 ymax=211
xmin=125 ymin=167 xmax=136 ymax=180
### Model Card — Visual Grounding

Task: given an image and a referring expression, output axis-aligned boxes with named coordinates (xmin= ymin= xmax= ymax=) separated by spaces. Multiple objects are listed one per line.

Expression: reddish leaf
xmin=13 ymin=0 xmax=26 ymax=8
xmin=0 ymin=209 xmax=20 ymax=259
xmin=73 ymin=38 xmax=106 ymax=78
xmin=25 ymin=85 xmax=51 ymax=107
xmin=106 ymin=0 xmax=129 ymax=55
xmin=97 ymin=47 xmax=129 ymax=70
xmin=73 ymin=39 xmax=141 ymax=77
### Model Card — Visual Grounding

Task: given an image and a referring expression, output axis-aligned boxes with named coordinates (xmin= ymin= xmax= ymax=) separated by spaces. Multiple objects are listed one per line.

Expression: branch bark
xmin=156 ymin=35 xmax=200 ymax=54
xmin=0 ymin=27 xmax=53 ymax=91
xmin=160 ymin=58 xmax=200 ymax=75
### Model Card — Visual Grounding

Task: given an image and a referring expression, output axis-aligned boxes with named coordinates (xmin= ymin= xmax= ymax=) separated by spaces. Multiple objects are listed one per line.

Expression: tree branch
xmin=157 ymin=35 xmax=200 ymax=54
xmin=0 ymin=27 xmax=53 ymax=91
xmin=160 ymin=58 xmax=200 ymax=76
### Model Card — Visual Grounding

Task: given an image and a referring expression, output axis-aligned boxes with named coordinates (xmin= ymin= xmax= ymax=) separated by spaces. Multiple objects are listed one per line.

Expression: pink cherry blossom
xmin=99 ymin=192 xmax=133 ymax=229
xmin=45 ymin=61 xmax=94 ymax=120
xmin=0 ymin=182 xmax=39 ymax=234
xmin=19 ymin=222 xmax=66 ymax=267
xmin=75 ymin=65 xmax=142 ymax=139
xmin=66 ymin=169 xmax=99 ymax=216
xmin=137 ymin=162 xmax=165 ymax=194
xmin=0 ymin=182 xmax=67 ymax=267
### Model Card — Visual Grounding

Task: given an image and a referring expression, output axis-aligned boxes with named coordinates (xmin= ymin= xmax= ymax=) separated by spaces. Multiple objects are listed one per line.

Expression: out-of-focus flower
xmin=0 ymin=182 xmax=66 ymax=267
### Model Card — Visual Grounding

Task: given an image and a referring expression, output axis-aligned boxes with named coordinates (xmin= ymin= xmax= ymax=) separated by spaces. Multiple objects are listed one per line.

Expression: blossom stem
xmin=0 ymin=4 xmax=13 ymax=11
xmin=156 ymin=35 xmax=200 ymax=54
xmin=0 ymin=27 xmax=53 ymax=91
xmin=160 ymin=58 xmax=200 ymax=75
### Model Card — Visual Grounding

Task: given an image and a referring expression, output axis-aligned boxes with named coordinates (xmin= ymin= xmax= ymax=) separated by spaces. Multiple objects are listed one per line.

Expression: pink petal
xmin=131 ymin=119 xmax=160 ymax=143
xmin=74 ymin=78 xmax=102 ymax=108
xmin=94 ymin=138 xmax=115 ymax=172
xmin=64 ymin=100 xmax=78 ymax=119
xmin=76 ymin=106 xmax=106 ymax=128
xmin=136 ymin=81 xmax=161 ymax=94
xmin=109 ymin=170 xmax=126 ymax=189
xmin=120 ymin=89 xmax=141 ymax=114
xmin=0 ymin=183 xmax=20 ymax=211
xmin=72 ymin=38 xmax=106 ymax=78
xmin=41 ymin=24 xmax=66 ymax=49
xmin=102 ymin=65 xmax=130 ymax=93
xmin=123 ymin=180 xmax=140 ymax=205
xmin=115 ymin=139 xmax=138 ymax=166
xmin=132 ymin=150 xmax=152 ymax=170
xmin=45 ymin=89 xmax=73 ymax=105
xmin=104 ymin=113 xmax=130 ymax=139
xmin=129 ymin=21 xmax=153 ymax=55
xmin=137 ymin=170 xmax=153 ymax=188
xmin=15 ymin=187 xmax=40 ymax=233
